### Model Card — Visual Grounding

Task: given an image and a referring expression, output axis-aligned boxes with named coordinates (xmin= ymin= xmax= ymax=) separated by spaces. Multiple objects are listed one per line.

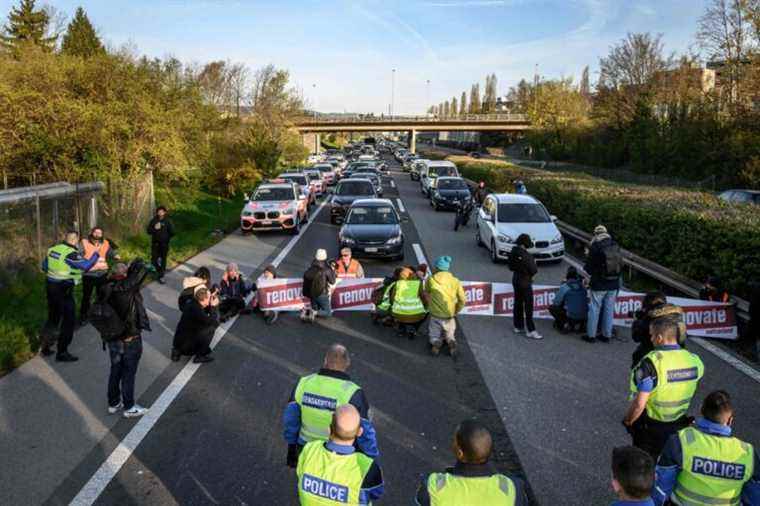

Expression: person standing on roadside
xmin=334 ymin=247 xmax=365 ymax=278
xmin=508 ymin=234 xmax=541 ymax=340
xmin=41 ymin=231 xmax=100 ymax=362
xmin=79 ymin=227 xmax=120 ymax=326
xmin=146 ymin=206 xmax=174 ymax=284
xmin=583 ymin=225 xmax=622 ymax=343
xmin=424 ymin=256 xmax=466 ymax=358
xmin=473 ymin=181 xmax=487 ymax=207
xmin=302 ymin=249 xmax=337 ymax=322
xmin=99 ymin=260 xmax=151 ymax=418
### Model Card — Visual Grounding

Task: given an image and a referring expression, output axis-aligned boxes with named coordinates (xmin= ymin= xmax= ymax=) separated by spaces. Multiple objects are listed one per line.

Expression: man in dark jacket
xmin=100 ymin=260 xmax=151 ymax=418
xmin=583 ymin=225 xmax=621 ymax=343
xmin=301 ymin=249 xmax=336 ymax=322
xmin=146 ymin=206 xmax=175 ymax=284
xmin=172 ymin=286 xmax=219 ymax=363
xmin=508 ymin=234 xmax=541 ymax=339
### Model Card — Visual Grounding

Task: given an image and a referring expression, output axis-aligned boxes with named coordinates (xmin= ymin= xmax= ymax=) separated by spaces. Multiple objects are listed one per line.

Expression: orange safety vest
xmin=335 ymin=259 xmax=361 ymax=278
xmin=82 ymin=238 xmax=111 ymax=272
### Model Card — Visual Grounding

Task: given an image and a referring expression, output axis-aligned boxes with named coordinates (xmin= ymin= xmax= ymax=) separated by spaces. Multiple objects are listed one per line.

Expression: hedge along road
xmin=48 ymin=154 xmax=760 ymax=506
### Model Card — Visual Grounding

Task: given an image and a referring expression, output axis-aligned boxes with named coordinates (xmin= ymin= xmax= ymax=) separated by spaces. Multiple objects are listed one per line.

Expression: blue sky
xmin=2 ymin=0 xmax=707 ymax=113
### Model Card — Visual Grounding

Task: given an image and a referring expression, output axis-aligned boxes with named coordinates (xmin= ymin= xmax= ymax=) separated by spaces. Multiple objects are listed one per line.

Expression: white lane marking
xmin=396 ymin=198 xmax=406 ymax=213
xmin=413 ymin=243 xmax=428 ymax=266
xmin=390 ymin=180 xmax=396 ymax=188
xmin=692 ymin=338 xmax=760 ymax=385
xmin=71 ymin=202 xmax=325 ymax=506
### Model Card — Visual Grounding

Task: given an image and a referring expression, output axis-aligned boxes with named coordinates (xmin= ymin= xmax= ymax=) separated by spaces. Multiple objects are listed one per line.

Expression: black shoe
xmin=582 ymin=335 xmax=596 ymax=343
xmin=79 ymin=317 xmax=89 ymax=327
xmin=220 ymin=315 xmax=229 ymax=323
xmin=597 ymin=335 xmax=610 ymax=343
xmin=407 ymin=331 xmax=416 ymax=340
xmin=56 ymin=352 xmax=79 ymax=362
xmin=265 ymin=312 xmax=278 ymax=325
xmin=40 ymin=346 xmax=54 ymax=357
xmin=158 ymin=277 xmax=166 ymax=285
xmin=193 ymin=354 xmax=214 ymax=364
xmin=171 ymin=348 xmax=181 ymax=362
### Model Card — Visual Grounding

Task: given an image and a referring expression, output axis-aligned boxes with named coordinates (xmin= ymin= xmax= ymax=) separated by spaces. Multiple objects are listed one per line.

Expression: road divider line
xmin=71 ymin=200 xmax=326 ymax=506
xmin=691 ymin=338 xmax=760 ymax=385
xmin=396 ymin=198 xmax=406 ymax=213
xmin=390 ymin=180 xmax=396 ymax=188
xmin=413 ymin=243 xmax=428 ymax=266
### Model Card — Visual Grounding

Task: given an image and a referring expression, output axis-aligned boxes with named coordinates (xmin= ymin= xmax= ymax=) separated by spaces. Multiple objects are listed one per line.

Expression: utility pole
xmin=312 ymin=83 xmax=317 ymax=122
xmin=391 ymin=68 xmax=396 ymax=119
xmin=425 ymin=79 xmax=430 ymax=116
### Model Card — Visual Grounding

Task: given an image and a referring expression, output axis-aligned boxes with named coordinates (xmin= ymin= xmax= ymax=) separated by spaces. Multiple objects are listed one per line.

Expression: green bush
xmin=450 ymin=156 xmax=760 ymax=299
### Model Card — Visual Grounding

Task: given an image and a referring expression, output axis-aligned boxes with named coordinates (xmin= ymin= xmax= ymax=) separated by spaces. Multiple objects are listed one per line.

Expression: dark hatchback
xmin=330 ymin=178 xmax=377 ymax=224
xmin=338 ymin=199 xmax=404 ymax=260
xmin=431 ymin=177 xmax=472 ymax=211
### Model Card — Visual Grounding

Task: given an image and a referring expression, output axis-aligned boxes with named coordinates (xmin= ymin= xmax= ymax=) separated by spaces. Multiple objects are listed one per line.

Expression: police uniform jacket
xmin=414 ymin=461 xmax=529 ymax=505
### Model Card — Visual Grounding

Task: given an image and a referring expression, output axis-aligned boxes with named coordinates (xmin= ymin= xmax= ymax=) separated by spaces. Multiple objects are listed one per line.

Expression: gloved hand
xmin=286 ymin=444 xmax=299 ymax=468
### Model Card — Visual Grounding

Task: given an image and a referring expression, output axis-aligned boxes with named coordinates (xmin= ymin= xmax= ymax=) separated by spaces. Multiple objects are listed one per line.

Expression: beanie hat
xmin=594 ymin=225 xmax=608 ymax=236
xmin=315 ymin=249 xmax=327 ymax=261
xmin=434 ymin=255 xmax=452 ymax=271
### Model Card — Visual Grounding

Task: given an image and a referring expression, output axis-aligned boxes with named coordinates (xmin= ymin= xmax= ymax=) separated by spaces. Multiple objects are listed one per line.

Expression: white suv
xmin=475 ymin=193 xmax=564 ymax=263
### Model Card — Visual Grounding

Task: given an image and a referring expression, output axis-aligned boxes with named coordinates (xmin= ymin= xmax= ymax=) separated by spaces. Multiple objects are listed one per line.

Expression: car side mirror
xmin=550 ymin=215 xmax=558 ymax=222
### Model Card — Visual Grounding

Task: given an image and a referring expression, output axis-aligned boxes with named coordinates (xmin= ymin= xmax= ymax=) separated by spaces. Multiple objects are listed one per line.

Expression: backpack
xmin=600 ymin=242 xmax=622 ymax=278
xmin=303 ymin=265 xmax=326 ymax=299
xmin=88 ymin=287 xmax=128 ymax=343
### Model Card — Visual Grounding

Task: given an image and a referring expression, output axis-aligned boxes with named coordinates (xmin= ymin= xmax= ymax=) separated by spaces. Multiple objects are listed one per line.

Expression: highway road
xmin=14 ymin=153 xmax=760 ymax=506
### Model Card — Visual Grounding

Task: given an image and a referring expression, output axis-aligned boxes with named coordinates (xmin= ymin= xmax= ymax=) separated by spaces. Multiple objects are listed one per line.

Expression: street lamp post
xmin=425 ymin=79 xmax=430 ymax=116
xmin=312 ymin=83 xmax=317 ymax=123
xmin=391 ymin=68 xmax=396 ymax=119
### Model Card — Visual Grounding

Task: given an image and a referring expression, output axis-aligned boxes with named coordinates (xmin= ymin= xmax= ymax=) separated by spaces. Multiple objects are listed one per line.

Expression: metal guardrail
xmin=556 ymin=219 xmax=751 ymax=321
xmin=296 ymin=113 xmax=529 ymax=124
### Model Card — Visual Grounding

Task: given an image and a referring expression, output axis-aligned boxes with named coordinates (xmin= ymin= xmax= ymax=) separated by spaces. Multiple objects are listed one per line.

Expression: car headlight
xmin=282 ymin=206 xmax=295 ymax=215
xmin=386 ymin=235 xmax=402 ymax=245
xmin=242 ymin=211 xmax=253 ymax=217
xmin=551 ymin=233 xmax=564 ymax=245
xmin=340 ymin=235 xmax=355 ymax=245
xmin=497 ymin=234 xmax=513 ymax=244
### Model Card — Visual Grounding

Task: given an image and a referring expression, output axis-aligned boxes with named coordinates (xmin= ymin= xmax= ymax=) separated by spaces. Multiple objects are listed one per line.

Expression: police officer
xmin=296 ymin=405 xmax=384 ymax=505
xmin=623 ymin=317 xmax=705 ymax=460
xmin=654 ymin=390 xmax=760 ymax=506
xmin=415 ymin=419 xmax=528 ymax=505
xmin=283 ymin=344 xmax=379 ymax=467
xmin=79 ymin=226 xmax=120 ymax=325
xmin=41 ymin=231 xmax=100 ymax=361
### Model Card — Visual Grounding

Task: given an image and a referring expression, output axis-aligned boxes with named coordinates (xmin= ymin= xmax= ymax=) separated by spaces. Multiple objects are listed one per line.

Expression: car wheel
xmin=476 ymin=228 xmax=484 ymax=247
xmin=490 ymin=240 xmax=499 ymax=263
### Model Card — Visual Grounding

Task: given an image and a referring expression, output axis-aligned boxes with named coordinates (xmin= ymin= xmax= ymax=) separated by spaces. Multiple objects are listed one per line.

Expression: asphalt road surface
xmin=31 ymin=153 xmax=760 ymax=506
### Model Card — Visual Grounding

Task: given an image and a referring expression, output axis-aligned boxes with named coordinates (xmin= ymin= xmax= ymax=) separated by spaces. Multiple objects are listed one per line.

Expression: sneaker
xmin=40 ymin=345 xmax=55 ymax=357
xmin=299 ymin=308 xmax=309 ymax=322
xmin=582 ymin=335 xmax=596 ymax=343
xmin=447 ymin=340 xmax=458 ymax=358
xmin=308 ymin=310 xmax=317 ymax=323
xmin=108 ymin=401 xmax=123 ymax=414
xmin=123 ymin=405 xmax=148 ymax=418
xmin=513 ymin=328 xmax=524 ymax=335
xmin=193 ymin=354 xmax=215 ymax=364
xmin=597 ymin=335 xmax=610 ymax=343
xmin=158 ymin=277 xmax=166 ymax=285
xmin=265 ymin=312 xmax=278 ymax=325
xmin=526 ymin=331 xmax=543 ymax=340
xmin=55 ymin=352 xmax=79 ymax=362
xmin=170 ymin=348 xmax=181 ymax=362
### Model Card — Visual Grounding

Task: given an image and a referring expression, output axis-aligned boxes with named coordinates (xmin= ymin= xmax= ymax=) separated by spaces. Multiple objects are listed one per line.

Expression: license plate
xmin=365 ymin=247 xmax=378 ymax=253
xmin=261 ymin=220 xmax=272 ymax=225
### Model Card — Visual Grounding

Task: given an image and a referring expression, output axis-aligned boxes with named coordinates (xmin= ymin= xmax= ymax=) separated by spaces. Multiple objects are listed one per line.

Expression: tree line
xmin=428 ymin=73 xmax=500 ymax=117
xmin=0 ymin=0 xmax=308 ymax=197
xmin=506 ymin=0 xmax=760 ymax=188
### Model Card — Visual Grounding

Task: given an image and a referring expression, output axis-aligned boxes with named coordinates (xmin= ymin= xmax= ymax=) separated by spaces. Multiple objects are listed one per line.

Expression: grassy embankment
xmin=0 ymin=185 xmax=243 ymax=374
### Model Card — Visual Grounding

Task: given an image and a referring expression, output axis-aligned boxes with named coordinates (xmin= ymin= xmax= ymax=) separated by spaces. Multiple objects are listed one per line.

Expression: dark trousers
xmin=80 ymin=274 xmax=106 ymax=321
xmin=631 ymin=414 xmax=690 ymax=461
xmin=548 ymin=305 xmax=586 ymax=331
xmin=219 ymin=297 xmax=246 ymax=319
xmin=107 ymin=337 xmax=143 ymax=410
xmin=44 ymin=281 xmax=76 ymax=354
xmin=513 ymin=283 xmax=535 ymax=332
xmin=176 ymin=330 xmax=213 ymax=357
xmin=151 ymin=241 xmax=169 ymax=277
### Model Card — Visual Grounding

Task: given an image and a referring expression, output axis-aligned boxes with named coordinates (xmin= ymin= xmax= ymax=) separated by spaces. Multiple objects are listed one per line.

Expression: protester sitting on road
xmin=178 ymin=266 xmax=211 ymax=312
xmin=508 ymin=234 xmax=541 ymax=340
xmin=301 ymin=249 xmax=337 ymax=322
xmin=283 ymin=344 xmax=379 ymax=467
xmin=699 ymin=275 xmax=730 ymax=303
xmin=371 ymin=267 xmax=402 ymax=326
xmin=389 ymin=266 xmax=429 ymax=339
xmin=610 ymin=446 xmax=655 ymax=506
xmin=41 ymin=230 xmax=100 ymax=362
xmin=79 ymin=227 xmax=120 ymax=326
xmin=146 ymin=205 xmax=174 ymax=284
xmin=171 ymin=286 xmax=219 ymax=363
xmin=218 ymin=262 xmax=250 ymax=322
xmin=630 ymin=294 xmax=687 ymax=368
xmin=334 ymin=247 xmax=365 ymax=278
xmin=424 ymin=256 xmax=466 ymax=358
xmin=296 ymin=405 xmax=384 ymax=504
xmin=549 ymin=266 xmax=587 ymax=334
xmin=414 ymin=419 xmax=528 ymax=505
xmin=583 ymin=225 xmax=622 ymax=343
xmin=99 ymin=260 xmax=151 ymax=418
xmin=653 ymin=390 xmax=760 ymax=506
xmin=254 ymin=264 xmax=278 ymax=325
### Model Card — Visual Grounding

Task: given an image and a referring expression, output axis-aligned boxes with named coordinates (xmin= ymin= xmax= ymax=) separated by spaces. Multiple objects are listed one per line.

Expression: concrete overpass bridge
xmin=292 ymin=114 xmax=531 ymax=153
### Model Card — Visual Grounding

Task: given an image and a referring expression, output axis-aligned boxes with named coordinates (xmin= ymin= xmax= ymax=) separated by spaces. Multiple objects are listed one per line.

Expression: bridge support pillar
xmin=409 ymin=129 xmax=417 ymax=154
xmin=315 ymin=133 xmax=321 ymax=154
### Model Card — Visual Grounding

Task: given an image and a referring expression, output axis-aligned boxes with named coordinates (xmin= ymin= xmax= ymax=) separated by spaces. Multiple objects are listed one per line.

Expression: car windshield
xmin=438 ymin=179 xmax=468 ymax=190
xmin=305 ymin=172 xmax=320 ymax=181
xmin=337 ymin=182 xmax=375 ymax=196
xmin=497 ymin=203 xmax=551 ymax=223
xmin=314 ymin=165 xmax=332 ymax=172
xmin=281 ymin=175 xmax=307 ymax=186
xmin=253 ymin=187 xmax=293 ymax=201
xmin=432 ymin=166 xmax=457 ymax=177
xmin=347 ymin=206 xmax=398 ymax=225
xmin=353 ymin=173 xmax=378 ymax=183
